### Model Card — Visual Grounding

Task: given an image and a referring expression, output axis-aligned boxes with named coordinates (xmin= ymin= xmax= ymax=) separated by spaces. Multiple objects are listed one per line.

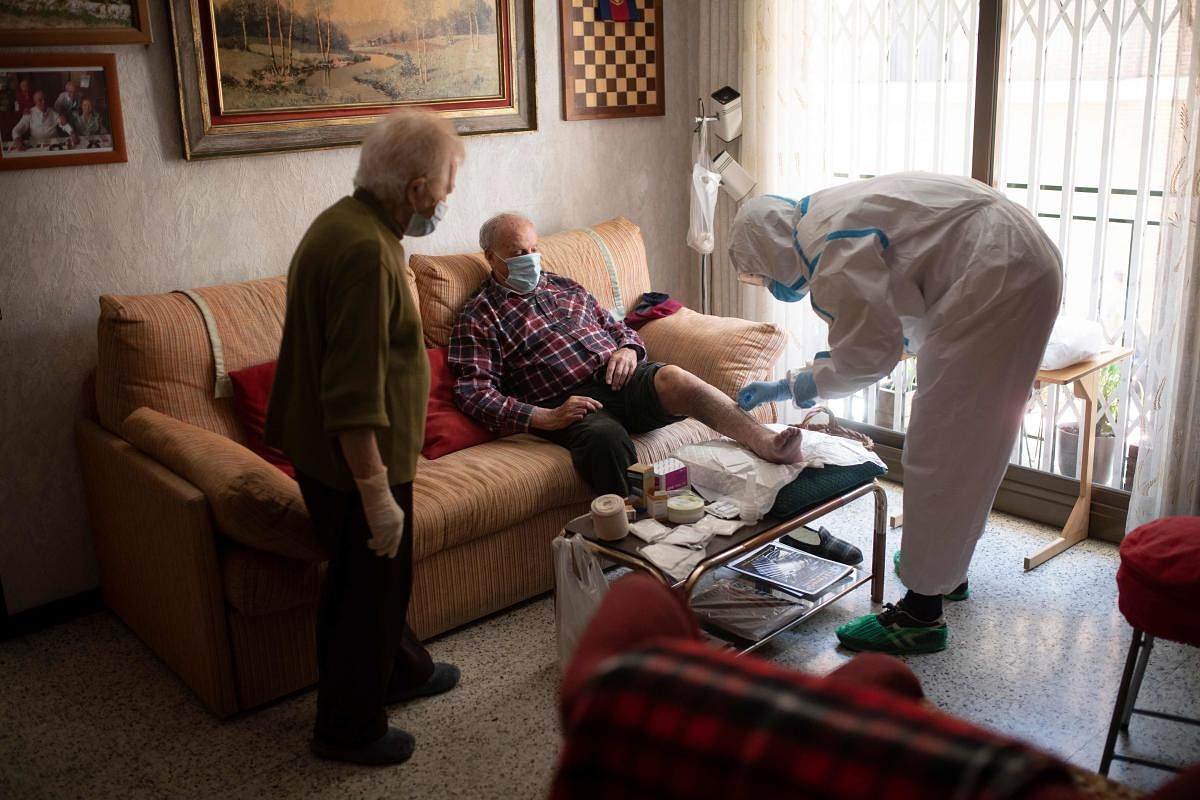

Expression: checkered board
xmin=559 ymin=0 xmax=664 ymax=120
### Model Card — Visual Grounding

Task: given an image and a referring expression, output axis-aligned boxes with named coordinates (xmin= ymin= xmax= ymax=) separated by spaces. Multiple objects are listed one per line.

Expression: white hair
xmin=354 ymin=109 xmax=464 ymax=210
xmin=479 ymin=212 xmax=532 ymax=251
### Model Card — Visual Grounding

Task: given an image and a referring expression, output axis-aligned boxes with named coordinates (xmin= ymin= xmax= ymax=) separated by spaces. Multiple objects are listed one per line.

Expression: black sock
xmin=900 ymin=590 xmax=943 ymax=622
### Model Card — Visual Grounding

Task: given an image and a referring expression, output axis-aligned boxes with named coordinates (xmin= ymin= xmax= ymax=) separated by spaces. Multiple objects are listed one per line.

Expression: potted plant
xmin=1055 ymin=363 xmax=1121 ymax=484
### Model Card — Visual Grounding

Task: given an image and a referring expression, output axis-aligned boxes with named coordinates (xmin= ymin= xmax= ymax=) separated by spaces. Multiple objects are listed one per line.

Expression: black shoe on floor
xmin=780 ymin=526 xmax=863 ymax=566
xmin=311 ymin=727 xmax=416 ymax=766
xmin=387 ymin=662 xmax=460 ymax=704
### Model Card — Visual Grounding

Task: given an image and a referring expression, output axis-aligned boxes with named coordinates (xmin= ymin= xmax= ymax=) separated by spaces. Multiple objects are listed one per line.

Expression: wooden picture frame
xmin=168 ymin=0 xmax=536 ymax=160
xmin=559 ymin=0 xmax=664 ymax=121
xmin=0 ymin=54 xmax=127 ymax=171
xmin=0 ymin=0 xmax=153 ymax=46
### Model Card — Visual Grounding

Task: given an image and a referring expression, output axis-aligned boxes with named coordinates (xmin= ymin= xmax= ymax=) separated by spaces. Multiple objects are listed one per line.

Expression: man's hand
xmin=605 ymin=347 xmax=638 ymax=390
xmin=354 ymin=470 xmax=404 ymax=559
xmin=530 ymin=396 xmax=603 ymax=430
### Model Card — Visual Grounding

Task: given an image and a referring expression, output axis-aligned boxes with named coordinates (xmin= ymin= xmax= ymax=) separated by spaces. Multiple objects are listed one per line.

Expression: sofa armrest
xmin=639 ymin=309 xmax=786 ymax=422
xmin=75 ymin=419 xmax=239 ymax=717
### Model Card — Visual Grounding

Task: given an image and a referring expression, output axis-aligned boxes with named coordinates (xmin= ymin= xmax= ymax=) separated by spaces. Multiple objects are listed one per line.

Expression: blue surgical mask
xmin=769 ymin=277 xmax=808 ymax=303
xmin=404 ymin=200 xmax=447 ymax=237
xmin=503 ymin=252 xmax=542 ymax=294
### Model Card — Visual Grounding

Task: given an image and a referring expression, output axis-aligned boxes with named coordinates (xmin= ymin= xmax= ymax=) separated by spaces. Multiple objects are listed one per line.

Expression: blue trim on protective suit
xmin=799 ymin=195 xmax=810 ymax=216
xmin=825 ymin=228 xmax=891 ymax=249
xmin=766 ymin=194 xmax=798 ymax=207
xmin=815 ymin=350 xmax=832 ymax=360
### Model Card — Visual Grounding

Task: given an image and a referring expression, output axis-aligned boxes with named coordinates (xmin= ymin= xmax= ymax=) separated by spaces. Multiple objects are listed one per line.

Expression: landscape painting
xmin=209 ymin=0 xmax=503 ymax=113
xmin=0 ymin=0 xmax=152 ymax=45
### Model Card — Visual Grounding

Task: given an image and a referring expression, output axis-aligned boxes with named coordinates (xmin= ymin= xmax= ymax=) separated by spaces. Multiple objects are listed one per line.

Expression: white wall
xmin=0 ymin=0 xmax=695 ymax=614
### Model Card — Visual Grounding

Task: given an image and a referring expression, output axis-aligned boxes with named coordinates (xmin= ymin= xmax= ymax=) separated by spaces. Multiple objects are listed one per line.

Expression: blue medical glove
xmin=790 ymin=369 xmax=819 ymax=406
xmin=738 ymin=378 xmax=792 ymax=411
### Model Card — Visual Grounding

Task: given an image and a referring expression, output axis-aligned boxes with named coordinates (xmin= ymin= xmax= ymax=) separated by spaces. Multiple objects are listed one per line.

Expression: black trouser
xmin=533 ymin=361 xmax=683 ymax=496
xmin=297 ymin=473 xmax=434 ymax=747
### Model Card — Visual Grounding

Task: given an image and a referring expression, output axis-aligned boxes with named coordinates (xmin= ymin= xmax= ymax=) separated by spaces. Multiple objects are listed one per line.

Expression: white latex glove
xmin=354 ymin=470 xmax=403 ymax=559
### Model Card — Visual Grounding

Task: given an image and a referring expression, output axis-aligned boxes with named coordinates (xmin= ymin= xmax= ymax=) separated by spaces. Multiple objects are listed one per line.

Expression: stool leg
xmin=1100 ymin=628 xmax=1146 ymax=776
xmin=1120 ymin=634 xmax=1154 ymax=730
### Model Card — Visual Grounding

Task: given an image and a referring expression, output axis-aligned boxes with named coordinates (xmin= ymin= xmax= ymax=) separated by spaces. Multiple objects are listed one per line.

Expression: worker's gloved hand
xmin=354 ymin=470 xmax=404 ymax=559
xmin=738 ymin=378 xmax=793 ymax=411
xmin=789 ymin=369 xmax=819 ymax=406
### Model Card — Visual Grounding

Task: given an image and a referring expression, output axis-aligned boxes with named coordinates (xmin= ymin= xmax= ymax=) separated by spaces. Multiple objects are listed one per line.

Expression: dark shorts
xmin=561 ymin=360 xmax=684 ymax=434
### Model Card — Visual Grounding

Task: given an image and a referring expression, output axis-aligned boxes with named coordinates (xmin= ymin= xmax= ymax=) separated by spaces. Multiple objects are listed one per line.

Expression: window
xmin=772 ymin=0 xmax=1184 ymax=490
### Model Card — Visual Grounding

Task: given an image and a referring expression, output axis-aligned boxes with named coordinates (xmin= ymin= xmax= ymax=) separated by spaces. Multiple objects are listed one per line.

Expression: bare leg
xmin=653 ymin=365 xmax=804 ymax=463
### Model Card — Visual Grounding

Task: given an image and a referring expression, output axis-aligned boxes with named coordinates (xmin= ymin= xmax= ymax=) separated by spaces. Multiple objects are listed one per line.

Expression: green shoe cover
xmin=836 ymin=604 xmax=949 ymax=654
xmin=893 ymin=550 xmax=971 ymax=601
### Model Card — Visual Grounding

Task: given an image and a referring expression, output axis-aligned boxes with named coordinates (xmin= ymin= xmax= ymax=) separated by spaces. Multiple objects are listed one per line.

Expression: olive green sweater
xmin=265 ymin=190 xmax=429 ymax=491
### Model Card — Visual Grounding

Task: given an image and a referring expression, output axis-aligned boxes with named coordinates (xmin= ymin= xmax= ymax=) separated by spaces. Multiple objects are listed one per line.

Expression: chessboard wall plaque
xmin=558 ymin=0 xmax=664 ymax=121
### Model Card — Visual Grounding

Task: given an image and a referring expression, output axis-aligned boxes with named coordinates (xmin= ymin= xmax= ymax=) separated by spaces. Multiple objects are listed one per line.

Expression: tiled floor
xmin=2 ymin=481 xmax=1197 ymax=798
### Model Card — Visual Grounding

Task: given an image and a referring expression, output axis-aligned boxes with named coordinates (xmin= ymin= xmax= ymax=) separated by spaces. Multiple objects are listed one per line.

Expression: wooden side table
xmin=1024 ymin=347 xmax=1133 ymax=570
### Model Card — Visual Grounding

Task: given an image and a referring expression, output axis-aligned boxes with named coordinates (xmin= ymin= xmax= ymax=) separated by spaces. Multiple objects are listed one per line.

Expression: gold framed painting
xmin=0 ymin=0 xmax=153 ymax=46
xmin=0 ymin=53 xmax=128 ymax=171
xmin=168 ymin=0 xmax=536 ymax=160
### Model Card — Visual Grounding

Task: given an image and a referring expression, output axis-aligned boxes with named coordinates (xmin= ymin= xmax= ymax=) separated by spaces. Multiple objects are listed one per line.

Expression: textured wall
xmin=0 ymin=1 xmax=694 ymax=614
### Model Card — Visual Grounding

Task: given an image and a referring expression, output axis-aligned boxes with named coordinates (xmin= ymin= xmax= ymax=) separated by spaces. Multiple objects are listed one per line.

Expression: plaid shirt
xmin=551 ymin=640 xmax=1071 ymax=800
xmin=449 ymin=273 xmax=645 ymax=434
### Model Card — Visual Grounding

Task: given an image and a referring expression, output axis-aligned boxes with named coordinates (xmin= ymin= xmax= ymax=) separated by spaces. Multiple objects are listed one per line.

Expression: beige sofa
xmin=76 ymin=217 xmax=786 ymax=717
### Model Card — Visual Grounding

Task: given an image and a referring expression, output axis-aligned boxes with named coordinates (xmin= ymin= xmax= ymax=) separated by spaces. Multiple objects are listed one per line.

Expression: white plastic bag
xmin=1041 ymin=316 xmax=1107 ymax=370
xmin=674 ymin=436 xmax=805 ymax=521
xmin=552 ymin=535 xmax=609 ymax=671
xmin=687 ymin=119 xmax=720 ymax=254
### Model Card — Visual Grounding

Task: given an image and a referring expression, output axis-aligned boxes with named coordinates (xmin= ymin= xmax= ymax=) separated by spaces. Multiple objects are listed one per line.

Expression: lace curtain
xmin=1127 ymin=1 xmax=1200 ymax=525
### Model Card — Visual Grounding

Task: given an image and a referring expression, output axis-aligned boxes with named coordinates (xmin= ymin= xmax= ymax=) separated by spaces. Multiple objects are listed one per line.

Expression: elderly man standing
xmin=450 ymin=213 xmax=804 ymax=498
xmin=53 ymin=81 xmax=81 ymax=121
xmin=266 ymin=110 xmax=464 ymax=766
xmin=11 ymin=90 xmax=64 ymax=150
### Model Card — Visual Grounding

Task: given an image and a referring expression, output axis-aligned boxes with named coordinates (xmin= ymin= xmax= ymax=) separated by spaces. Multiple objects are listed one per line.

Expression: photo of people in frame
xmin=0 ymin=67 xmax=113 ymax=160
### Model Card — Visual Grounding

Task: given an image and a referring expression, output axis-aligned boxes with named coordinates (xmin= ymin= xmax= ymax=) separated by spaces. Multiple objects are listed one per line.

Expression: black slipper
xmin=779 ymin=526 xmax=863 ymax=566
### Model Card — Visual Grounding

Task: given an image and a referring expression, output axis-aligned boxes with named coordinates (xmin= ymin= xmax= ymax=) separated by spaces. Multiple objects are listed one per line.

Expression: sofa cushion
xmin=638 ymin=308 xmax=786 ymax=400
xmin=228 ymin=360 xmax=295 ymax=478
xmin=423 ymin=347 xmax=497 ymax=459
xmin=122 ymin=407 xmax=325 ymax=562
xmin=411 ymin=418 xmax=718 ymax=558
xmin=96 ymin=276 xmax=287 ymax=440
xmin=409 ymin=217 xmax=653 ymax=348
xmin=221 ymin=543 xmax=323 ymax=616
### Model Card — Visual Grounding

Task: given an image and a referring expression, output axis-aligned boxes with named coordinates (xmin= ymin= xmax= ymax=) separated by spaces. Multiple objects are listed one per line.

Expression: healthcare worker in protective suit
xmin=731 ymin=172 xmax=1063 ymax=655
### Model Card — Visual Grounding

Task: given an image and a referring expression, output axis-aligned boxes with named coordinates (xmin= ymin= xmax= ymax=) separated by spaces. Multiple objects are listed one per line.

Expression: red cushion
xmin=1117 ymin=516 xmax=1200 ymax=645
xmin=228 ymin=361 xmax=296 ymax=479
xmin=422 ymin=347 xmax=497 ymax=459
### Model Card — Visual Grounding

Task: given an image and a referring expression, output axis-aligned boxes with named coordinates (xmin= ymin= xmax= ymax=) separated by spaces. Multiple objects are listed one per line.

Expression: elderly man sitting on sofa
xmin=449 ymin=212 xmax=804 ymax=497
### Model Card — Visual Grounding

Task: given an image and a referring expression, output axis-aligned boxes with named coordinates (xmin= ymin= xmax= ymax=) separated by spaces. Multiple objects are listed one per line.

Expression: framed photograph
xmin=168 ymin=0 xmax=536 ymax=160
xmin=0 ymin=0 xmax=152 ymax=46
xmin=0 ymin=54 xmax=127 ymax=171
xmin=559 ymin=0 xmax=664 ymax=121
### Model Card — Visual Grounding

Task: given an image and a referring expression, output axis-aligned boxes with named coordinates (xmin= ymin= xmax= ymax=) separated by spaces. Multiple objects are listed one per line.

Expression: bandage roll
xmin=590 ymin=494 xmax=629 ymax=541
xmin=667 ymin=493 xmax=706 ymax=524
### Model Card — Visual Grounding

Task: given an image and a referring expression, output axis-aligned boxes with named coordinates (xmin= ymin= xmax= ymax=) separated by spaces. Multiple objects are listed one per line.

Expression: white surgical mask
xmin=503 ymin=252 xmax=542 ymax=294
xmin=405 ymin=200 xmax=447 ymax=237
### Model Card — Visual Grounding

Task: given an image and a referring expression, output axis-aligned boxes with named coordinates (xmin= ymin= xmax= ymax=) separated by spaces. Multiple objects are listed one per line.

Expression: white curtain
xmin=1128 ymin=1 xmax=1200 ymax=526
xmin=735 ymin=0 xmax=830 ymax=407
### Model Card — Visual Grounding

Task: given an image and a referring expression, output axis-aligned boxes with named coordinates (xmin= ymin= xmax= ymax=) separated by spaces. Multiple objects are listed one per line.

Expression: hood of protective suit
xmin=729 ymin=195 xmax=805 ymax=292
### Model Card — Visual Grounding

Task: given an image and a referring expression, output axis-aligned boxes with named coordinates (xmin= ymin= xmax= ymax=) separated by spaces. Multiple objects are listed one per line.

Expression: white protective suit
xmin=730 ymin=172 xmax=1063 ymax=595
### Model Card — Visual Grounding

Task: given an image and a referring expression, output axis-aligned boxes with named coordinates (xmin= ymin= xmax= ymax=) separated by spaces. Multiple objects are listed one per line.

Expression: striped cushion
xmin=96 ymin=276 xmax=287 ymax=440
xmin=639 ymin=308 xmax=787 ymax=399
xmin=410 ymin=419 xmax=720 ymax=560
xmin=410 ymin=217 xmax=652 ymax=348
xmin=122 ymin=406 xmax=325 ymax=562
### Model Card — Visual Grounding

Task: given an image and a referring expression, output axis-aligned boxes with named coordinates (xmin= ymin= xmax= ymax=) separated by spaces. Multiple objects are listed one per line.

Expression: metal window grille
xmin=799 ymin=0 xmax=1182 ymax=489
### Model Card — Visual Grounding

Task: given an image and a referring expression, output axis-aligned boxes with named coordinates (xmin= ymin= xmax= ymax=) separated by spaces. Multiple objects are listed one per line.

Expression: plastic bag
xmin=1041 ymin=316 xmax=1107 ymax=370
xmin=674 ymin=437 xmax=805 ymax=521
xmin=552 ymin=535 xmax=609 ymax=671
xmin=687 ymin=119 xmax=720 ymax=254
